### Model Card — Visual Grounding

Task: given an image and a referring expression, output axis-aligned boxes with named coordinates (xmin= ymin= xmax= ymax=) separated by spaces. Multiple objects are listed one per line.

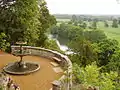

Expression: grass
xmin=56 ymin=19 xmax=70 ymax=22
xmin=97 ymin=21 xmax=120 ymax=44
xmin=56 ymin=19 xmax=70 ymax=26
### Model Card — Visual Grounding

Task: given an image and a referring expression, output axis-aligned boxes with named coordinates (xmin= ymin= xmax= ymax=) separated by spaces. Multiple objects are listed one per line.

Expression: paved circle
xmin=0 ymin=53 xmax=63 ymax=90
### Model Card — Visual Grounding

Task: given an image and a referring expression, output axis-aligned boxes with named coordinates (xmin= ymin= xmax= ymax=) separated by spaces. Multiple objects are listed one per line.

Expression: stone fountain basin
xmin=3 ymin=61 xmax=40 ymax=75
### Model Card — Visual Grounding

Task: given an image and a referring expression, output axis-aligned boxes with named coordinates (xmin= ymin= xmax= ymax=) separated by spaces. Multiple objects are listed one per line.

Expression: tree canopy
xmin=0 ymin=0 xmax=56 ymax=47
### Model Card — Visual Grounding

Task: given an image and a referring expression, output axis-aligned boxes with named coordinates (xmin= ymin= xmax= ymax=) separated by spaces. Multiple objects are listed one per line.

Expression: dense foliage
xmin=72 ymin=63 xmax=119 ymax=90
xmin=0 ymin=0 xmax=56 ymax=50
xmin=50 ymin=21 xmax=120 ymax=72
xmin=0 ymin=33 xmax=10 ymax=51
xmin=50 ymin=17 xmax=120 ymax=89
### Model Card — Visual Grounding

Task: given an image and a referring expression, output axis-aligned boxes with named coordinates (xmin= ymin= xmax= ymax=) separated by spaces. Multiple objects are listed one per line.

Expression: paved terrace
xmin=0 ymin=51 xmax=63 ymax=90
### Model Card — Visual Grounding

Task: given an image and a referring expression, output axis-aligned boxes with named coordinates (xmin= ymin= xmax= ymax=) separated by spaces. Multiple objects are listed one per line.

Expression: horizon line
xmin=52 ymin=13 xmax=120 ymax=16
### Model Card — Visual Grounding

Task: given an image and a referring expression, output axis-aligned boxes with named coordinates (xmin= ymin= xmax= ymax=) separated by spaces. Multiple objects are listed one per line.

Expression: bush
xmin=72 ymin=62 xmax=119 ymax=90
xmin=0 ymin=33 xmax=10 ymax=51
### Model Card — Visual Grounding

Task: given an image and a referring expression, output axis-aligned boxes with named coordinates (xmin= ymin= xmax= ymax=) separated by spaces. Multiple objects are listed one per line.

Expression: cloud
xmin=45 ymin=0 xmax=120 ymax=15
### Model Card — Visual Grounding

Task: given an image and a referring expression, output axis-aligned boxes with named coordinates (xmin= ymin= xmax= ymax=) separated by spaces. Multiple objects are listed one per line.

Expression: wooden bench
xmin=52 ymin=57 xmax=62 ymax=63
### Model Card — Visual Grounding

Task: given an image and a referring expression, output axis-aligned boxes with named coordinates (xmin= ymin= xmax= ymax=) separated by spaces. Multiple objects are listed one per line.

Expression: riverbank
xmin=48 ymin=34 xmax=73 ymax=55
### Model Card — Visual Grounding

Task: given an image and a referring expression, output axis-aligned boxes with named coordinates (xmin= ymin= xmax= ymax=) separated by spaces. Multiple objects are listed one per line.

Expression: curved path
xmin=0 ymin=52 xmax=63 ymax=90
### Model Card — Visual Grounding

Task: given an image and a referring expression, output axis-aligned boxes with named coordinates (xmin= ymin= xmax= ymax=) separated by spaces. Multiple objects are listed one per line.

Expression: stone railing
xmin=0 ymin=72 xmax=20 ymax=90
xmin=11 ymin=46 xmax=72 ymax=90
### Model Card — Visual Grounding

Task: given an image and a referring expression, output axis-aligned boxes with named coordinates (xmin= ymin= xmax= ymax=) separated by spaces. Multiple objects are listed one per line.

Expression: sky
xmin=45 ymin=0 xmax=120 ymax=15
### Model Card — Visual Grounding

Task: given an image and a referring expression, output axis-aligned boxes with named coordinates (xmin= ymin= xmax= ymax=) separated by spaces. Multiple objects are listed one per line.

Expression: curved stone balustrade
xmin=0 ymin=72 xmax=20 ymax=90
xmin=11 ymin=46 xmax=72 ymax=90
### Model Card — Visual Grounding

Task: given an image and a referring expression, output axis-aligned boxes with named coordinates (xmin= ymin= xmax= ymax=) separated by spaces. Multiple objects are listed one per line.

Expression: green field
xmin=98 ymin=21 xmax=120 ymax=44
xmin=56 ymin=19 xmax=70 ymax=22
xmin=56 ymin=19 xmax=70 ymax=25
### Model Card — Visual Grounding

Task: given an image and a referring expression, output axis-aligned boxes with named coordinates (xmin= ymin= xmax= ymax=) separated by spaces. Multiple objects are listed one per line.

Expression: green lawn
xmin=98 ymin=21 xmax=120 ymax=44
xmin=56 ymin=19 xmax=70 ymax=25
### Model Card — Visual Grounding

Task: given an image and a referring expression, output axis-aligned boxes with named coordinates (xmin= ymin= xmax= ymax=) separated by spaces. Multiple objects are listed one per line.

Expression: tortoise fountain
xmin=3 ymin=41 xmax=40 ymax=75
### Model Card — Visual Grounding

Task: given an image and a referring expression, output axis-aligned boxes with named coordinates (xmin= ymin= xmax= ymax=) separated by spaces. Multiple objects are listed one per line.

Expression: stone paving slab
xmin=50 ymin=62 xmax=59 ymax=67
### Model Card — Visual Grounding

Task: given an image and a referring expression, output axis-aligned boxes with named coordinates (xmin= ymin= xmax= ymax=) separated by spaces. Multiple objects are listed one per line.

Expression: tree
xmin=112 ymin=19 xmax=118 ymax=28
xmin=68 ymin=37 xmax=97 ymax=66
xmin=72 ymin=63 xmax=119 ymax=90
xmin=104 ymin=21 xmax=109 ymax=27
xmin=71 ymin=15 xmax=77 ymax=22
xmin=118 ymin=18 xmax=120 ymax=24
xmin=93 ymin=39 xmax=119 ymax=66
xmin=50 ymin=25 xmax=59 ymax=35
xmin=73 ymin=21 xmax=78 ymax=26
xmin=0 ymin=0 xmax=40 ymax=45
xmin=0 ymin=33 xmax=10 ymax=51
xmin=79 ymin=22 xmax=87 ymax=29
xmin=68 ymin=21 xmax=73 ymax=24
xmin=54 ymin=23 xmax=83 ymax=41
xmin=106 ymin=50 xmax=120 ymax=72
xmin=68 ymin=25 xmax=83 ymax=41
xmin=84 ymin=30 xmax=107 ymax=43
xmin=0 ymin=0 xmax=56 ymax=47
xmin=78 ymin=20 xmax=83 ymax=24
xmin=57 ymin=23 xmax=69 ymax=39
xmin=37 ymin=0 xmax=56 ymax=46
xmin=91 ymin=21 xmax=97 ymax=29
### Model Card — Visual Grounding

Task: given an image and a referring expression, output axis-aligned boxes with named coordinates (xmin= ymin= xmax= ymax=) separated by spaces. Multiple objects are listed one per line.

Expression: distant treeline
xmin=54 ymin=14 xmax=120 ymax=21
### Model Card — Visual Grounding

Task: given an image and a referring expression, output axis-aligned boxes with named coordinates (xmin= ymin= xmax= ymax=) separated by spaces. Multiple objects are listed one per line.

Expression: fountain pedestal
xmin=3 ymin=42 xmax=40 ymax=75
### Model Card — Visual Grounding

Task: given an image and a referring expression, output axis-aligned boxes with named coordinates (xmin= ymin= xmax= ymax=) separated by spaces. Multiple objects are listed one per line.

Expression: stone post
xmin=52 ymin=80 xmax=61 ymax=90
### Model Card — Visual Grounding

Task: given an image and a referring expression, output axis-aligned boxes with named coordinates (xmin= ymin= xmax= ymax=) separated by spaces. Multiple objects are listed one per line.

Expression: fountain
xmin=3 ymin=41 xmax=40 ymax=75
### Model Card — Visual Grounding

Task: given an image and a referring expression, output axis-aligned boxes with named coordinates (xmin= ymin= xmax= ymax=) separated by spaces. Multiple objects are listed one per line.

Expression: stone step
xmin=52 ymin=57 xmax=61 ymax=62
xmin=50 ymin=62 xmax=59 ymax=67
xmin=53 ymin=67 xmax=63 ymax=73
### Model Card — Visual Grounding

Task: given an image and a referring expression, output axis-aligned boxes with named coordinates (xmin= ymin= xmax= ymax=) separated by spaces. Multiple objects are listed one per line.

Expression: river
xmin=48 ymin=34 xmax=73 ymax=55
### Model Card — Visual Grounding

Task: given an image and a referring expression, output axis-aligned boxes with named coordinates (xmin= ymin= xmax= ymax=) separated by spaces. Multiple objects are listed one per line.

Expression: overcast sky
xmin=45 ymin=0 xmax=120 ymax=15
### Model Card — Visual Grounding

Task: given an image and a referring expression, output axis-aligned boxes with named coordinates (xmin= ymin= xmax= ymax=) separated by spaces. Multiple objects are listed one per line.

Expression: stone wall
xmin=11 ymin=46 xmax=72 ymax=90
